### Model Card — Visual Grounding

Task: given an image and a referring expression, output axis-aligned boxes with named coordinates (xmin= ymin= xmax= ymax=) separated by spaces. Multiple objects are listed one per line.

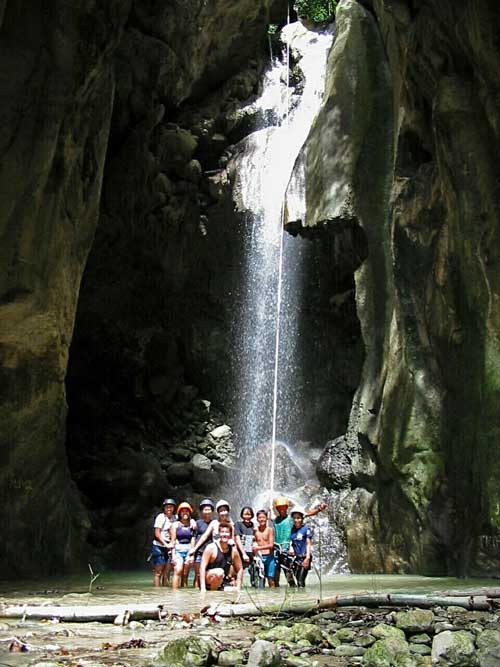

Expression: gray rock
xmin=335 ymin=644 xmax=365 ymax=656
xmin=435 ymin=622 xmax=456 ymax=633
xmin=431 ymin=630 xmax=478 ymax=666
xmin=477 ymin=628 xmax=500 ymax=667
xmin=192 ymin=453 xmax=212 ymax=470
xmin=247 ymin=639 xmax=281 ymax=667
xmin=395 ymin=609 xmax=435 ymax=633
xmin=410 ymin=633 xmax=431 ymax=644
xmin=292 ymin=622 xmax=323 ymax=644
xmin=166 ymin=462 xmax=193 ymax=484
xmin=355 ymin=634 xmax=376 ymax=647
xmin=209 ymin=424 xmax=232 ymax=439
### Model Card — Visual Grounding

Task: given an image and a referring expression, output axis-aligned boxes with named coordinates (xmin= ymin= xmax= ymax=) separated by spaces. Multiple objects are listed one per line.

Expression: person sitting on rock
xmin=199 ymin=523 xmax=243 ymax=592
xmin=273 ymin=496 xmax=327 ymax=586
xmin=253 ymin=509 xmax=276 ymax=587
xmin=151 ymin=498 xmax=176 ymax=587
xmin=288 ymin=507 xmax=313 ymax=587
xmin=188 ymin=499 xmax=234 ymax=559
xmin=170 ymin=502 xmax=196 ymax=589
xmin=192 ymin=498 xmax=215 ymax=588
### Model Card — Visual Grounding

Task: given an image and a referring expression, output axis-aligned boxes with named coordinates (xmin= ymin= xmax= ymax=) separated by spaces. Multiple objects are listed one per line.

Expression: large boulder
xmin=156 ymin=637 xmax=217 ymax=667
xmin=431 ymin=631 xmax=478 ymax=667
xmin=476 ymin=629 xmax=500 ymax=667
xmin=247 ymin=639 xmax=281 ymax=667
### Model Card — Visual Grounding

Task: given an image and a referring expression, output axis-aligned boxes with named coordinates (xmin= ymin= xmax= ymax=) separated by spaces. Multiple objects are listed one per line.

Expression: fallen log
xmin=205 ymin=593 xmax=495 ymax=617
xmin=0 ymin=592 xmax=495 ymax=623
xmin=0 ymin=602 xmax=167 ymax=623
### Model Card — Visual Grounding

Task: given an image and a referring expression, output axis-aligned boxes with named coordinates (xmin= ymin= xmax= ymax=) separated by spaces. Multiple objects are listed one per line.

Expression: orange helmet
xmin=274 ymin=496 xmax=289 ymax=508
xmin=177 ymin=502 xmax=193 ymax=514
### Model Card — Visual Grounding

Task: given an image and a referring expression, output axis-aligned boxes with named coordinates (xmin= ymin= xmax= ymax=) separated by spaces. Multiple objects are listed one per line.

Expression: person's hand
xmin=252 ymin=544 xmax=259 ymax=554
xmin=187 ymin=555 xmax=194 ymax=564
xmin=303 ymin=557 xmax=310 ymax=568
xmin=243 ymin=554 xmax=250 ymax=563
xmin=188 ymin=549 xmax=195 ymax=557
xmin=318 ymin=501 xmax=327 ymax=512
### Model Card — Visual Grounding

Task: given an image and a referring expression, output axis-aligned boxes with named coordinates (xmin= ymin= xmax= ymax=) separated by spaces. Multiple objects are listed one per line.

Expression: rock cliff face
xmin=313 ymin=0 xmax=500 ymax=575
xmin=0 ymin=0 xmax=280 ymax=575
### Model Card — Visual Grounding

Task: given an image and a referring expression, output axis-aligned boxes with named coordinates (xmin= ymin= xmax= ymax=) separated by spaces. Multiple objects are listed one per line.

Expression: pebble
xmin=434 ymin=622 xmax=455 ymax=633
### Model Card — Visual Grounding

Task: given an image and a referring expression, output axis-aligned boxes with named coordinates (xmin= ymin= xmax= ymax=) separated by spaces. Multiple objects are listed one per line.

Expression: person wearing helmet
xmin=273 ymin=497 xmax=327 ymax=586
xmin=288 ymin=508 xmax=313 ymax=587
xmin=170 ymin=502 xmax=196 ymax=589
xmin=192 ymin=499 xmax=215 ymax=588
xmin=151 ymin=498 xmax=176 ymax=587
xmin=188 ymin=499 xmax=234 ymax=560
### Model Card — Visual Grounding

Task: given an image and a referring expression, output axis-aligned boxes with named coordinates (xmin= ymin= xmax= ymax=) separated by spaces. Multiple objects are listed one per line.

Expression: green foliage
xmin=293 ymin=0 xmax=337 ymax=22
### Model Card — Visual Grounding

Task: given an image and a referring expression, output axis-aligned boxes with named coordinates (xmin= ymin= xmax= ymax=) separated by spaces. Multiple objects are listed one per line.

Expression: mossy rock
xmin=156 ymin=637 xmax=217 ymax=666
xmin=431 ymin=630 xmax=478 ymax=666
xmin=395 ymin=609 xmax=435 ymax=633
xmin=476 ymin=628 xmax=500 ymax=667
xmin=291 ymin=622 xmax=324 ymax=644
xmin=335 ymin=627 xmax=356 ymax=642
xmin=371 ymin=623 xmax=406 ymax=641
xmin=256 ymin=625 xmax=292 ymax=642
xmin=217 ymin=648 xmax=244 ymax=666
xmin=323 ymin=632 xmax=341 ymax=648
xmin=362 ymin=637 xmax=412 ymax=667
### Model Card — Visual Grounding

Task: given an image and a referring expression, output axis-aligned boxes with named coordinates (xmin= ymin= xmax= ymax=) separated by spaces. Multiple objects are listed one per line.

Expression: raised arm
xmin=305 ymin=501 xmax=327 ymax=517
xmin=199 ymin=544 xmax=214 ymax=593
xmin=190 ymin=521 xmax=215 ymax=556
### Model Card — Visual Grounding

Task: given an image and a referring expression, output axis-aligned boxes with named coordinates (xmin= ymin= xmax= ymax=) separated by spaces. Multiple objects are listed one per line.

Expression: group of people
xmin=151 ymin=496 xmax=327 ymax=592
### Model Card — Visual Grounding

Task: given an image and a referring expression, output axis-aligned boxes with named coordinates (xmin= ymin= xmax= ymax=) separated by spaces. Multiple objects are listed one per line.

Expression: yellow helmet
xmin=177 ymin=502 xmax=193 ymax=514
xmin=274 ymin=496 xmax=289 ymax=508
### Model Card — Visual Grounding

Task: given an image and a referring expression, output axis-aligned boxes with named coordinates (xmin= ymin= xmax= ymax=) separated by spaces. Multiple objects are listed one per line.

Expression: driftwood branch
xmin=0 ymin=592 xmax=496 ymax=624
xmin=205 ymin=593 xmax=495 ymax=618
xmin=0 ymin=603 xmax=167 ymax=623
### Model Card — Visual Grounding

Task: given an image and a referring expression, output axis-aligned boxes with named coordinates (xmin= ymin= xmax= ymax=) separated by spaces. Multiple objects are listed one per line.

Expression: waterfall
xmin=230 ymin=22 xmax=346 ymax=572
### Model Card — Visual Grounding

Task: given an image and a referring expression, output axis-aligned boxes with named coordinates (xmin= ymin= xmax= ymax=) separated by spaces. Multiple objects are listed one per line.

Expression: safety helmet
xmin=177 ymin=502 xmax=193 ymax=514
xmin=291 ymin=507 xmax=306 ymax=517
xmin=199 ymin=498 xmax=215 ymax=510
xmin=216 ymin=499 xmax=231 ymax=512
xmin=274 ymin=496 xmax=289 ymax=508
xmin=162 ymin=498 xmax=176 ymax=507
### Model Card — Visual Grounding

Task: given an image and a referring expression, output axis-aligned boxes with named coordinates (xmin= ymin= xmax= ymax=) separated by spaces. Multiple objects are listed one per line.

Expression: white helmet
xmin=291 ymin=507 xmax=306 ymax=517
xmin=216 ymin=499 xmax=231 ymax=512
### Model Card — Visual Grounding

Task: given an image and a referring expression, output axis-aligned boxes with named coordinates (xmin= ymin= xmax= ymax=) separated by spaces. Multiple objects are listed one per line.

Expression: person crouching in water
xmin=253 ymin=509 xmax=276 ymax=587
xmin=199 ymin=523 xmax=243 ymax=592
xmin=170 ymin=502 xmax=196 ymax=589
xmin=288 ymin=508 xmax=313 ymax=587
xmin=192 ymin=498 xmax=215 ymax=588
xmin=151 ymin=498 xmax=176 ymax=587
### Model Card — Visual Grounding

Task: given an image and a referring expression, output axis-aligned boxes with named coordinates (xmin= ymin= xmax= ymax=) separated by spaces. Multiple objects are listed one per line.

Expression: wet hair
xmin=256 ymin=509 xmax=268 ymax=518
xmin=240 ymin=506 xmax=255 ymax=519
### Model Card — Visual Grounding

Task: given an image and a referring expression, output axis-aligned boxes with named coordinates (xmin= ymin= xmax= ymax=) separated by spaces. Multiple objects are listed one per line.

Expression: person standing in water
xmin=192 ymin=498 xmax=215 ymax=588
xmin=170 ymin=502 xmax=196 ymax=589
xmin=188 ymin=499 xmax=234 ymax=559
xmin=151 ymin=498 xmax=176 ymax=587
xmin=253 ymin=509 xmax=276 ymax=587
xmin=199 ymin=523 xmax=243 ymax=592
xmin=288 ymin=507 xmax=313 ymax=587
xmin=273 ymin=496 xmax=327 ymax=586
xmin=234 ymin=506 xmax=255 ymax=566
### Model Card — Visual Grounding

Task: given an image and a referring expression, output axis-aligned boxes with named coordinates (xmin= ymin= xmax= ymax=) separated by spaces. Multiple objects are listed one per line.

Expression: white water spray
xmin=233 ymin=21 xmax=334 ymax=512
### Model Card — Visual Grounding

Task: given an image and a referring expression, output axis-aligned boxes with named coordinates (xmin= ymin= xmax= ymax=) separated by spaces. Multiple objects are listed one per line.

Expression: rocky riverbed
xmin=2 ymin=602 xmax=500 ymax=667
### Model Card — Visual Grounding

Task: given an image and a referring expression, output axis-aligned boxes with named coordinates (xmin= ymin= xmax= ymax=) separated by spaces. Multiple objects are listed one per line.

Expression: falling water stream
xmin=231 ymin=22 xmax=342 ymax=568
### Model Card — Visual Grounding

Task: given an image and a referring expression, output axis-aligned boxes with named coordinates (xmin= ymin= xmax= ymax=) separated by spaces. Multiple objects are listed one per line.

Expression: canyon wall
xmin=313 ymin=0 xmax=500 ymax=575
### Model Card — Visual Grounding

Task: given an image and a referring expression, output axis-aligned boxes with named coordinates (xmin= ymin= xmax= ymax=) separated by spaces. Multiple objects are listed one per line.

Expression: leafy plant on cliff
xmin=293 ymin=0 xmax=336 ymax=22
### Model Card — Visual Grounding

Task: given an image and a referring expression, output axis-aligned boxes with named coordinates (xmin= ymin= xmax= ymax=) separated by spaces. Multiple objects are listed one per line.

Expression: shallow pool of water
xmin=0 ymin=571 xmax=497 ymax=667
